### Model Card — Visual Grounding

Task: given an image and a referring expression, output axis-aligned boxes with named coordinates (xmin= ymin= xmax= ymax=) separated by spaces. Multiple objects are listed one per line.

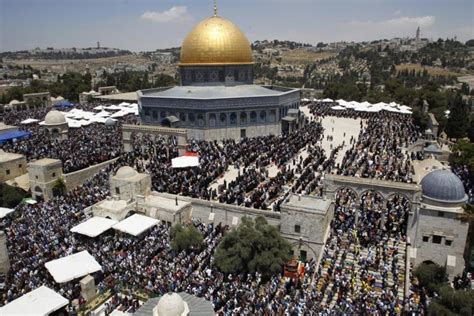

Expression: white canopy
xmin=93 ymin=105 xmax=104 ymax=111
xmin=66 ymin=119 xmax=82 ymax=128
xmin=322 ymin=98 xmax=333 ymax=102
xmin=95 ymin=110 xmax=111 ymax=117
xmin=20 ymin=118 xmax=40 ymax=125
xmin=172 ymin=155 xmax=200 ymax=168
xmin=45 ymin=250 xmax=102 ymax=283
xmin=0 ymin=207 xmax=15 ymax=219
xmin=0 ymin=286 xmax=69 ymax=316
xmin=70 ymin=217 xmax=118 ymax=238
xmin=104 ymin=105 xmax=122 ymax=111
xmin=331 ymin=105 xmax=346 ymax=111
xmin=113 ymin=214 xmax=159 ymax=236
xmin=119 ymin=102 xmax=131 ymax=106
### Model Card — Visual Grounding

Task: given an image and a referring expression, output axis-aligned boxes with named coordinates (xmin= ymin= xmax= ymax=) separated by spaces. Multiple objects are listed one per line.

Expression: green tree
xmin=214 ymin=216 xmax=291 ymax=279
xmin=52 ymin=177 xmax=67 ymax=197
xmin=0 ymin=183 xmax=29 ymax=208
xmin=170 ymin=224 xmax=203 ymax=252
xmin=413 ymin=262 xmax=448 ymax=294
xmin=445 ymin=95 xmax=470 ymax=139
xmin=428 ymin=285 xmax=474 ymax=315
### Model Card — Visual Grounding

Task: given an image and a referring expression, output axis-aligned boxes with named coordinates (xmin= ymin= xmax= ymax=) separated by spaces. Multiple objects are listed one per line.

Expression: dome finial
xmin=213 ymin=0 xmax=218 ymax=16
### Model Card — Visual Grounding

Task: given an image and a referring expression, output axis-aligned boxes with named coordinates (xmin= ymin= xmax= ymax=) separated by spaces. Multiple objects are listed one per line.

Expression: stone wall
xmin=65 ymin=157 xmax=119 ymax=190
xmin=151 ymin=191 xmax=281 ymax=227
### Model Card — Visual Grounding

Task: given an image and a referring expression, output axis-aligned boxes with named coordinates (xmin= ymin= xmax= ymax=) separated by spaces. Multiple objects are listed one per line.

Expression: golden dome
xmin=180 ymin=15 xmax=253 ymax=66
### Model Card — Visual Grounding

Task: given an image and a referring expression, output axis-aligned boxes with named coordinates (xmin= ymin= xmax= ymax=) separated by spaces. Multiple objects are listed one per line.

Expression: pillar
xmin=80 ymin=275 xmax=96 ymax=301
xmin=0 ymin=231 xmax=10 ymax=275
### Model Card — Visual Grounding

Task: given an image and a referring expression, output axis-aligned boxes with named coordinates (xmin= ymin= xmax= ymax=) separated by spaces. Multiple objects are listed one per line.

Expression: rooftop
xmin=141 ymin=85 xmax=297 ymax=100
xmin=284 ymin=194 xmax=331 ymax=214
xmin=145 ymin=194 xmax=191 ymax=211
xmin=0 ymin=150 xmax=24 ymax=163
xmin=28 ymin=158 xmax=62 ymax=167
xmin=94 ymin=92 xmax=138 ymax=101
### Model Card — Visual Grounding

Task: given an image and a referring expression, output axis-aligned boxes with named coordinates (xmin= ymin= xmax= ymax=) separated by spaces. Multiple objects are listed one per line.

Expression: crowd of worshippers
xmin=1 ymin=103 xmax=138 ymax=173
xmin=0 ymin=161 xmax=320 ymax=314
xmin=309 ymin=189 xmax=420 ymax=314
xmin=453 ymin=165 xmax=474 ymax=204
xmin=0 ymin=160 xmax=426 ymax=314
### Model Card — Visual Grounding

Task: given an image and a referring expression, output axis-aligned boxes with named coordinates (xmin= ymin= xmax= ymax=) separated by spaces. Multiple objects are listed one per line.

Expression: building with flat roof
xmin=0 ymin=150 xmax=27 ymax=182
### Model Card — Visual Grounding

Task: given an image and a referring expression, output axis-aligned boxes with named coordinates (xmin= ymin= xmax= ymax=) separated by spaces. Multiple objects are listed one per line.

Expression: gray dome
xmin=420 ymin=169 xmax=467 ymax=203
xmin=44 ymin=110 xmax=66 ymax=125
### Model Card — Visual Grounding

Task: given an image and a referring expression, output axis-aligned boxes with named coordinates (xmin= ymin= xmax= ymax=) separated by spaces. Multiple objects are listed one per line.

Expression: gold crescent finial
xmin=214 ymin=0 xmax=218 ymax=16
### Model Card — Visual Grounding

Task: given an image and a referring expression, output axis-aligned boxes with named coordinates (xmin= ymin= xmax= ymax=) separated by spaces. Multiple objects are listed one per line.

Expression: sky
xmin=1 ymin=0 xmax=473 ymax=52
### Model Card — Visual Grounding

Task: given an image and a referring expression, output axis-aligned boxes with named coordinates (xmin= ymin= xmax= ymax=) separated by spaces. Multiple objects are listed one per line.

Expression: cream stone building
xmin=410 ymin=169 xmax=469 ymax=277
xmin=0 ymin=150 xmax=27 ymax=181
xmin=92 ymin=166 xmax=192 ymax=224
xmin=43 ymin=110 xmax=69 ymax=140
xmin=28 ymin=158 xmax=63 ymax=201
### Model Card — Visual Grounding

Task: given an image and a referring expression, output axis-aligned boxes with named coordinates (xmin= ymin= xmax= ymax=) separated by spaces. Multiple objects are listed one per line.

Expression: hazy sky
xmin=1 ymin=0 xmax=473 ymax=52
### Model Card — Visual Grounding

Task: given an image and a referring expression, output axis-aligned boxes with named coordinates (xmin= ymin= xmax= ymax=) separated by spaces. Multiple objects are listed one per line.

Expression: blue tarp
xmin=0 ymin=130 xmax=32 ymax=144
xmin=54 ymin=100 xmax=74 ymax=108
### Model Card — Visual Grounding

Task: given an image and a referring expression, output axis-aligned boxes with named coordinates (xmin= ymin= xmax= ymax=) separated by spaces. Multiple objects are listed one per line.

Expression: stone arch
xmin=335 ymin=186 xmax=359 ymax=201
xmin=359 ymin=189 xmax=385 ymax=204
xmin=289 ymin=240 xmax=319 ymax=261
xmin=386 ymin=192 xmax=412 ymax=209
xmin=34 ymin=186 xmax=43 ymax=193
xmin=51 ymin=128 xmax=60 ymax=138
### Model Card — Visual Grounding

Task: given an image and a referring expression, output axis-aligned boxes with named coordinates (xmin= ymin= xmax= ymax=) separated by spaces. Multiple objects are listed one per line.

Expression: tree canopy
xmin=0 ymin=183 xmax=29 ymax=208
xmin=414 ymin=262 xmax=474 ymax=315
xmin=170 ymin=224 xmax=203 ymax=252
xmin=213 ymin=216 xmax=292 ymax=278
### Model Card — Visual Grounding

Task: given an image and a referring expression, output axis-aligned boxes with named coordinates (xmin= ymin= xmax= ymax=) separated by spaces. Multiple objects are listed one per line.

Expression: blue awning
xmin=0 ymin=130 xmax=32 ymax=144
xmin=54 ymin=100 xmax=74 ymax=108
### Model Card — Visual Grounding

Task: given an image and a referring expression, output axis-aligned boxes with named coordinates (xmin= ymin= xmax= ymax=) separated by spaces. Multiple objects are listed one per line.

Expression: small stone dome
xmin=420 ymin=169 xmax=467 ymax=203
xmin=44 ymin=110 xmax=66 ymax=126
xmin=153 ymin=293 xmax=188 ymax=316
xmin=115 ymin=166 xmax=138 ymax=179
xmin=105 ymin=118 xmax=116 ymax=126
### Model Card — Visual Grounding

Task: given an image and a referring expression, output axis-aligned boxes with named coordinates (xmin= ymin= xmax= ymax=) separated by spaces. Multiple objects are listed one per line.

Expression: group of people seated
xmin=1 ymin=100 xmax=471 ymax=314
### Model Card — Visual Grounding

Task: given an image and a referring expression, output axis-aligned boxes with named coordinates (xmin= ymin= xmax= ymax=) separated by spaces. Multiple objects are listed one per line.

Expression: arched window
xmin=189 ymin=113 xmax=196 ymax=125
xmin=179 ymin=113 xmax=186 ymax=122
xmin=269 ymin=110 xmax=276 ymax=122
xmin=230 ymin=112 xmax=237 ymax=125
xmin=160 ymin=111 xmax=167 ymax=118
xmin=209 ymin=113 xmax=217 ymax=127
xmin=250 ymin=111 xmax=257 ymax=123
xmin=219 ymin=113 xmax=227 ymax=126
xmin=197 ymin=114 xmax=205 ymax=127
xmin=240 ymin=112 xmax=248 ymax=124
xmin=260 ymin=111 xmax=267 ymax=122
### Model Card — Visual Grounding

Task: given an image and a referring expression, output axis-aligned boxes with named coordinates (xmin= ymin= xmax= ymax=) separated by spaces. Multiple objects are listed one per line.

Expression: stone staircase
xmin=315 ymin=234 xmax=407 ymax=309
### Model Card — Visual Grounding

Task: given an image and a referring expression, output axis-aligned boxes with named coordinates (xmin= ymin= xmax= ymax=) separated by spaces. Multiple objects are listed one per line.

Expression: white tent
xmin=322 ymin=98 xmax=333 ymax=103
xmin=0 ymin=286 xmax=69 ymax=316
xmin=113 ymin=214 xmax=159 ymax=236
xmin=20 ymin=118 xmax=40 ymax=125
xmin=45 ymin=250 xmax=102 ymax=283
xmin=331 ymin=105 xmax=346 ymax=111
xmin=104 ymin=105 xmax=122 ymax=111
xmin=66 ymin=119 xmax=82 ymax=128
xmin=70 ymin=217 xmax=118 ymax=238
xmin=0 ymin=207 xmax=15 ymax=219
xmin=172 ymin=155 xmax=200 ymax=168
xmin=95 ymin=110 xmax=111 ymax=117
xmin=119 ymin=102 xmax=131 ymax=107
xmin=93 ymin=105 xmax=104 ymax=111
